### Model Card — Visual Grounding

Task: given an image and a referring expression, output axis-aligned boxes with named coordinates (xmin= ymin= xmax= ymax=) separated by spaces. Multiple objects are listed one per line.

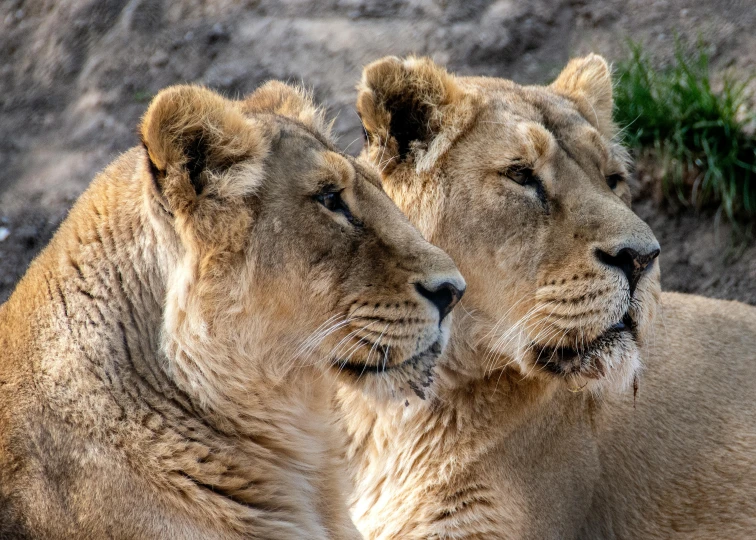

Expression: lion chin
xmin=527 ymin=317 xmax=641 ymax=394
xmin=331 ymin=333 xmax=448 ymax=401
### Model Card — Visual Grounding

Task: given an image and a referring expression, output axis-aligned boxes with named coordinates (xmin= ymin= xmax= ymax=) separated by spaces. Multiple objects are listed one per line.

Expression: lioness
xmin=0 ymin=81 xmax=465 ymax=538
xmin=338 ymin=55 xmax=756 ymax=538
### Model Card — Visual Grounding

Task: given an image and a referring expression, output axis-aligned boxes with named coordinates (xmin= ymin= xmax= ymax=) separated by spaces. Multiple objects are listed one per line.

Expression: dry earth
xmin=2 ymin=0 xmax=756 ymax=303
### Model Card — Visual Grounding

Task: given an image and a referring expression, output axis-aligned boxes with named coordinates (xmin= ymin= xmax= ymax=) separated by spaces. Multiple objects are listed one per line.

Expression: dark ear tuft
xmin=384 ymin=89 xmax=434 ymax=160
xmin=356 ymin=56 xmax=479 ymax=174
xmin=183 ymin=136 xmax=212 ymax=196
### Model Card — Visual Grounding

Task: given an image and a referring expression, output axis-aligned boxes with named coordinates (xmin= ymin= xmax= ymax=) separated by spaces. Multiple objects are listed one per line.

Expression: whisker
xmin=482 ymin=301 xmax=544 ymax=368
xmin=287 ymin=315 xmax=351 ymax=371
xmin=343 ymin=136 xmax=363 ymax=155
xmin=365 ymin=323 xmax=391 ymax=370
xmin=485 ymin=301 xmax=559 ymax=374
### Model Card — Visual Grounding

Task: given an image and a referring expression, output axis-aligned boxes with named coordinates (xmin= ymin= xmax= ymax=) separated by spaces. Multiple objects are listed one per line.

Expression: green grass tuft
xmin=133 ymin=90 xmax=154 ymax=103
xmin=614 ymin=41 xmax=756 ymax=225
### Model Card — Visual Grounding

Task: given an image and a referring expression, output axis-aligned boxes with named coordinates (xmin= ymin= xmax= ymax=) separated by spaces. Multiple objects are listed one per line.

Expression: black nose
xmin=595 ymin=246 xmax=660 ymax=296
xmin=415 ymin=280 xmax=465 ymax=322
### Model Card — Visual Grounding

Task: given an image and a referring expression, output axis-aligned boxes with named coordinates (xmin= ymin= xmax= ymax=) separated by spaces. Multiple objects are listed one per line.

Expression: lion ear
xmin=356 ymin=56 xmax=479 ymax=174
xmin=140 ymin=85 xmax=269 ymax=215
xmin=242 ymin=81 xmax=333 ymax=142
xmin=550 ymin=54 xmax=615 ymax=138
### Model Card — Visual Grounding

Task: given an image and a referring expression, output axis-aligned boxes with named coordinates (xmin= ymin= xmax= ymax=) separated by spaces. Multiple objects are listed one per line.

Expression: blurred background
xmin=2 ymin=0 xmax=755 ymax=304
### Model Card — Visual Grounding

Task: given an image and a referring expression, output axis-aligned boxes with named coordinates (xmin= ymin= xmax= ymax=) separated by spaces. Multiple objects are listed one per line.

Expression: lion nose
xmin=595 ymin=245 xmax=660 ymax=296
xmin=414 ymin=277 xmax=466 ymax=322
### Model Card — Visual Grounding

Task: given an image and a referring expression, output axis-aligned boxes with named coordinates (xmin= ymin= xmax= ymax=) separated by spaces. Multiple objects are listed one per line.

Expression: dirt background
xmin=2 ymin=0 xmax=756 ymax=304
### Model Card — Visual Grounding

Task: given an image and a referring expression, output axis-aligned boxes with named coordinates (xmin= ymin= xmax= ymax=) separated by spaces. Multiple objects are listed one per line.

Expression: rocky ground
xmin=2 ymin=0 xmax=756 ymax=303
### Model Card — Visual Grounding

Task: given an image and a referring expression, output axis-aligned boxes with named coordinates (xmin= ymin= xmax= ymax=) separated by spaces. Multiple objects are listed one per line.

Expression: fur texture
xmin=338 ymin=55 xmax=756 ymax=539
xmin=0 ymin=82 xmax=464 ymax=538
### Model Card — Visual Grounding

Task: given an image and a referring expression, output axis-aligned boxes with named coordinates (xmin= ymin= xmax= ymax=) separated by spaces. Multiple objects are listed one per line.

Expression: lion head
xmin=140 ymin=82 xmax=465 ymax=407
xmin=356 ymin=55 xmax=660 ymax=393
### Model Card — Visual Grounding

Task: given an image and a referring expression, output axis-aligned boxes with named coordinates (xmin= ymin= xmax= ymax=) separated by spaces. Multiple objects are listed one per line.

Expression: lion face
xmin=140 ymin=83 xmax=465 ymax=404
xmin=357 ymin=56 xmax=660 ymax=392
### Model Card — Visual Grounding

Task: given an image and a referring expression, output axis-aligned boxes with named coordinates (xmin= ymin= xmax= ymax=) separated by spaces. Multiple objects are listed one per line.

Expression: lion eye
xmin=499 ymin=166 xmax=548 ymax=207
xmin=502 ymin=167 xmax=535 ymax=186
xmin=606 ymin=174 xmax=623 ymax=190
xmin=318 ymin=191 xmax=340 ymax=211
xmin=316 ymin=189 xmax=356 ymax=224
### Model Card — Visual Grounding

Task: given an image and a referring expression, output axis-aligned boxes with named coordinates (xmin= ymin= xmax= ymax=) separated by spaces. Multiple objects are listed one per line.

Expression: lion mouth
xmin=531 ymin=312 xmax=635 ymax=378
xmin=334 ymin=339 xmax=442 ymax=379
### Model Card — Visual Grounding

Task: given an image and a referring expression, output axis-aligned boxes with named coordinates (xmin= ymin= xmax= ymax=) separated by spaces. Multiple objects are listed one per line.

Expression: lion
xmin=0 ymin=81 xmax=466 ymax=539
xmin=336 ymin=55 xmax=756 ymax=539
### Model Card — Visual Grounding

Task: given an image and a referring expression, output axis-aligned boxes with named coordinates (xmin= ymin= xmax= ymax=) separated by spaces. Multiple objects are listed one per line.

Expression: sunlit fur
xmin=0 ymin=82 xmax=463 ymax=538
xmin=338 ymin=55 xmax=756 ymax=539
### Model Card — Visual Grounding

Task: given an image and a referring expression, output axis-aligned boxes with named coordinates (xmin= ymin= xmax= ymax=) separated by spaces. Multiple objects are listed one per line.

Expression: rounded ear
xmin=242 ymin=81 xmax=334 ymax=142
xmin=140 ymin=85 xmax=269 ymax=216
xmin=550 ymin=54 xmax=615 ymax=138
xmin=356 ymin=56 xmax=480 ymax=174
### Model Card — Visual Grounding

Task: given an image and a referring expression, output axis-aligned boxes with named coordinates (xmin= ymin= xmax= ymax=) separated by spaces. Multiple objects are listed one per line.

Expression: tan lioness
xmin=0 ymin=81 xmax=466 ymax=539
xmin=337 ymin=55 xmax=756 ymax=538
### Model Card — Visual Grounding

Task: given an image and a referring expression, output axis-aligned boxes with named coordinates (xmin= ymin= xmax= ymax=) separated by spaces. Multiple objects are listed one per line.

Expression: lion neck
xmin=8 ymin=150 xmax=354 ymax=536
xmin=339 ymin=327 xmax=573 ymax=537
xmin=29 ymin=151 xmax=336 ymax=444
xmin=126 ymin=162 xmax=341 ymax=444
xmin=339 ymin=310 xmax=596 ymax=538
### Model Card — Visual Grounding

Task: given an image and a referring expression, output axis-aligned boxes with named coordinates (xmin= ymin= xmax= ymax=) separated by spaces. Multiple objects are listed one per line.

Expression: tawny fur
xmin=338 ymin=55 xmax=756 ymax=539
xmin=0 ymin=82 xmax=463 ymax=539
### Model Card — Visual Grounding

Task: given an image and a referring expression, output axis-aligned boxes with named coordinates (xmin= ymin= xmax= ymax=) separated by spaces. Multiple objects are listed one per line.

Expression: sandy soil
xmin=2 ymin=0 xmax=756 ymax=303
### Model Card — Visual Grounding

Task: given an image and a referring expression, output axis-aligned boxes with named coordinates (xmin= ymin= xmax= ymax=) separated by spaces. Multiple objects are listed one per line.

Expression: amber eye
xmin=606 ymin=174 xmax=623 ymax=190
xmin=318 ymin=191 xmax=340 ymax=211
xmin=315 ymin=188 xmax=356 ymax=224
xmin=500 ymin=166 xmax=548 ymax=207
xmin=502 ymin=166 xmax=535 ymax=186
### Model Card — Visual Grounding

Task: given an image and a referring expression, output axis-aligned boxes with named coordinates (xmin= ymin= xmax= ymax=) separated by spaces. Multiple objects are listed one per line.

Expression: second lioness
xmin=339 ymin=55 xmax=756 ymax=539
xmin=0 ymin=82 xmax=464 ymax=539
